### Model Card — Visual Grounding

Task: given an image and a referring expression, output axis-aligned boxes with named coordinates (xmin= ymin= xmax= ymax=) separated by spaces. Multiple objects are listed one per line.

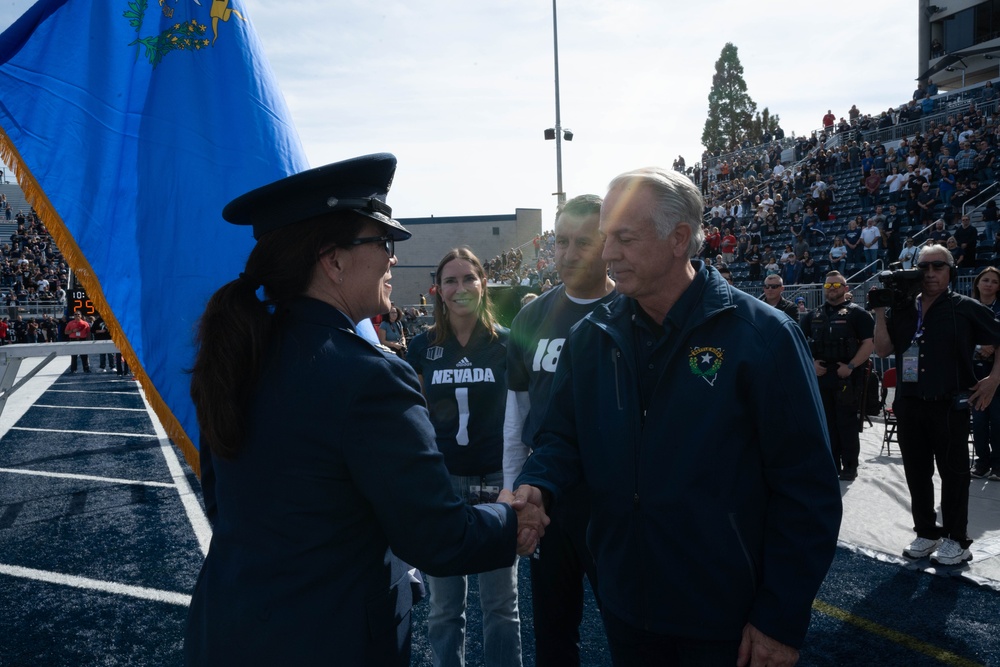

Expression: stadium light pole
xmin=548 ymin=0 xmax=566 ymax=208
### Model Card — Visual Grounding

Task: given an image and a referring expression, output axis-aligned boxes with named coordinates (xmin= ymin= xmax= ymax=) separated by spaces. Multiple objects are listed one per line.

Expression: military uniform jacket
xmin=185 ymin=298 xmax=516 ymax=667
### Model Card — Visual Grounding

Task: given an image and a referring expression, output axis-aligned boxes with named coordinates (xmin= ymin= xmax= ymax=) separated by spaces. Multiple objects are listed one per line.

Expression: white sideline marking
xmin=137 ymin=391 xmax=213 ymax=557
xmin=46 ymin=389 xmax=140 ymax=395
xmin=0 ymin=467 xmax=176 ymax=488
xmin=33 ymin=404 xmax=147 ymax=412
xmin=0 ymin=563 xmax=190 ymax=606
xmin=11 ymin=426 xmax=155 ymax=437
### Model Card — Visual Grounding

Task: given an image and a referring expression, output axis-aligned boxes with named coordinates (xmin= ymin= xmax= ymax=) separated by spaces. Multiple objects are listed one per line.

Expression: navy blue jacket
xmin=185 ymin=298 xmax=516 ymax=666
xmin=515 ymin=263 xmax=842 ymax=649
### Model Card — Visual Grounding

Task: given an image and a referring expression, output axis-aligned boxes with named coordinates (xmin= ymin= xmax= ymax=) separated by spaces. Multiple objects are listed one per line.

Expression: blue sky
xmin=0 ymin=0 xmax=917 ymax=227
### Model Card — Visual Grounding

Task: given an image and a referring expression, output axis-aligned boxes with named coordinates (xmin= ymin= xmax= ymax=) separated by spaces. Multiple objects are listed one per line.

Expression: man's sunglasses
xmin=823 ymin=282 xmax=845 ymax=289
xmin=916 ymin=261 xmax=949 ymax=270
xmin=763 ymin=284 xmax=782 ymax=289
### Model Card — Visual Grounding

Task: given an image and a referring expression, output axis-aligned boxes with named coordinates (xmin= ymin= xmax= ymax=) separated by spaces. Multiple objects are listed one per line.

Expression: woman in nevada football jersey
xmin=407 ymin=247 xmax=521 ymax=667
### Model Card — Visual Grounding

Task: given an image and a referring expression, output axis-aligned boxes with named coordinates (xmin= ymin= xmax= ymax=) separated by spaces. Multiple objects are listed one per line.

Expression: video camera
xmin=867 ymin=264 xmax=923 ymax=309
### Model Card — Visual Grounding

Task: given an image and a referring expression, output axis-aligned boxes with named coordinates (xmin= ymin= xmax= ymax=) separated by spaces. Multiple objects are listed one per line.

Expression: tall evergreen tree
xmin=750 ymin=107 xmax=783 ymax=144
xmin=702 ymin=43 xmax=758 ymax=154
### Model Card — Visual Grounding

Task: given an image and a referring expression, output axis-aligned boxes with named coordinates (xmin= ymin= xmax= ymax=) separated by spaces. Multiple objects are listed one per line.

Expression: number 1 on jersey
xmin=455 ymin=387 xmax=470 ymax=446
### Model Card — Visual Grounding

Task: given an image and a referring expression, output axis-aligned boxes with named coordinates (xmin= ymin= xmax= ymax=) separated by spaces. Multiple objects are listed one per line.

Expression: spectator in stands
xmin=917 ymin=183 xmax=938 ymax=223
xmin=794 ymin=234 xmax=809 ymax=260
xmin=779 ymin=244 xmax=797 ymax=284
xmin=861 ymin=218 xmax=882 ymax=275
xmin=882 ymin=205 xmax=905 ymax=264
xmin=984 ymin=200 xmax=999 ymax=245
xmin=898 ymin=237 xmax=918 ymax=269
xmin=863 ymin=170 xmax=882 ymax=209
xmin=929 ymin=218 xmax=950 ymax=245
xmin=947 ymin=236 xmax=967 ymax=269
xmin=800 ymin=251 xmax=819 ymax=285
xmin=982 ymin=80 xmax=997 ymax=103
xmin=815 ymin=189 xmax=832 ymax=225
xmin=955 ymin=141 xmax=978 ymax=182
xmin=955 ymin=215 xmax=979 ymax=266
xmin=764 ymin=255 xmax=780 ymax=278
xmin=937 ymin=167 xmax=957 ymax=209
xmin=828 ymin=237 xmax=847 ymax=274
xmin=378 ymin=306 xmax=407 ymax=358
xmin=886 ymin=165 xmax=905 ymax=203
xmin=823 ymin=110 xmax=835 ymax=132
xmin=721 ymin=228 xmax=737 ymax=264
xmin=746 ymin=244 xmax=762 ymax=281
xmin=975 ymin=139 xmax=995 ymax=182
xmin=844 ymin=218 xmax=864 ymax=274
xmin=736 ymin=225 xmax=750 ymax=260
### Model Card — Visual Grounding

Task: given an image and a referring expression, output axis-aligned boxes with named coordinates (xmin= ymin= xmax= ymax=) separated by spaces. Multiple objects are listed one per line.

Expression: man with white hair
xmin=511 ymin=166 xmax=842 ymax=666
xmin=874 ymin=244 xmax=1000 ymax=565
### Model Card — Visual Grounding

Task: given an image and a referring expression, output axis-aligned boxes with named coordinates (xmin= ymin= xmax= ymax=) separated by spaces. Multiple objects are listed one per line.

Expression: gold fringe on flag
xmin=0 ymin=127 xmax=200 ymax=477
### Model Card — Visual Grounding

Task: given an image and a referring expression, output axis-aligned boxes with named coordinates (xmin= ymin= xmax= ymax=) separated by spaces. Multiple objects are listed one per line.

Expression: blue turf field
xmin=0 ymin=366 xmax=998 ymax=666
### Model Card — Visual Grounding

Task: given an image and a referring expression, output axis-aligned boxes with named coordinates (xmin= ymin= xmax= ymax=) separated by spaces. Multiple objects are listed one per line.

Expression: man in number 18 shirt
xmin=503 ymin=194 xmax=616 ymax=665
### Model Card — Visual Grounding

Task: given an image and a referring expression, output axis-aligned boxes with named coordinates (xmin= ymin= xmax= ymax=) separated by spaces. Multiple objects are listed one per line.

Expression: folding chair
xmin=879 ymin=367 xmax=898 ymax=456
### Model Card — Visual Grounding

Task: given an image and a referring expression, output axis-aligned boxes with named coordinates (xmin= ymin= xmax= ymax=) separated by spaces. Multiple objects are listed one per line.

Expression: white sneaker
xmin=930 ymin=538 xmax=972 ymax=565
xmin=903 ymin=537 xmax=942 ymax=559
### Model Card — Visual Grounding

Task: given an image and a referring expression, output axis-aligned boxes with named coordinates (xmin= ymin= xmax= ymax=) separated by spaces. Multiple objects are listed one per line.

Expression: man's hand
xmin=835 ymin=362 xmax=852 ymax=379
xmin=970 ymin=375 xmax=1000 ymax=412
xmin=813 ymin=360 xmax=826 ymax=377
xmin=736 ymin=624 xmax=799 ymax=667
xmin=508 ymin=484 xmax=550 ymax=556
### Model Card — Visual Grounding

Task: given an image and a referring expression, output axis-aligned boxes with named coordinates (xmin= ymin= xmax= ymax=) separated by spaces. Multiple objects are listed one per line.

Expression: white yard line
xmin=0 ymin=563 xmax=190 ymax=606
xmin=137 ymin=391 xmax=212 ymax=557
xmin=10 ymin=426 xmax=155 ymax=437
xmin=33 ymin=404 xmax=147 ymax=412
xmin=0 ymin=467 xmax=176 ymax=488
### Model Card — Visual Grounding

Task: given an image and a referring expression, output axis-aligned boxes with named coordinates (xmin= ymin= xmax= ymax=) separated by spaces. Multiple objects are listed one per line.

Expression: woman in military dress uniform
xmin=184 ymin=155 xmax=544 ymax=667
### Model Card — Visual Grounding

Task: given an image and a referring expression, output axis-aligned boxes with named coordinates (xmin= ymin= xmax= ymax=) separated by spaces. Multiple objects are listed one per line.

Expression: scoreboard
xmin=69 ymin=287 xmax=97 ymax=316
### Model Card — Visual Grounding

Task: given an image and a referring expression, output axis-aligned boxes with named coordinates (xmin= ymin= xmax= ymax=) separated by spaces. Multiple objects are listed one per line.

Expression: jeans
xmin=863 ymin=248 xmax=879 ymax=272
xmin=971 ymin=394 xmax=1000 ymax=472
xmin=427 ymin=471 xmax=521 ymax=667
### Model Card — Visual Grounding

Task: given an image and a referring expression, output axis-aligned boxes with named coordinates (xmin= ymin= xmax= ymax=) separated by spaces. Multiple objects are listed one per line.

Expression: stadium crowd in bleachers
xmin=689 ymin=77 xmax=1000 ymax=289
xmin=0 ymin=201 xmax=72 ymax=344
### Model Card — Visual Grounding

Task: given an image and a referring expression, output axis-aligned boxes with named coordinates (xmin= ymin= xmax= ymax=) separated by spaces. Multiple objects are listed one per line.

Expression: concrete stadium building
xmin=921 ymin=0 xmax=1000 ymax=90
xmin=392 ymin=208 xmax=543 ymax=305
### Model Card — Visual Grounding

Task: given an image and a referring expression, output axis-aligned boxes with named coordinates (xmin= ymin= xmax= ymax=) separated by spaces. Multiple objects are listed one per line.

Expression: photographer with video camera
xmin=803 ymin=271 xmax=875 ymax=481
xmin=873 ymin=244 xmax=1000 ymax=565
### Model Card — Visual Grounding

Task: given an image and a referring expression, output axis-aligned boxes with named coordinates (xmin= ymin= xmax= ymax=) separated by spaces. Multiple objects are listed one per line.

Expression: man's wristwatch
xmin=847 ymin=362 xmax=856 ymax=371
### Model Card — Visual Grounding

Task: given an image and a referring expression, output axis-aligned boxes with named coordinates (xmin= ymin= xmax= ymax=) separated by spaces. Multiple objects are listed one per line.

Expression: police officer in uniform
xmin=803 ymin=271 xmax=875 ymax=480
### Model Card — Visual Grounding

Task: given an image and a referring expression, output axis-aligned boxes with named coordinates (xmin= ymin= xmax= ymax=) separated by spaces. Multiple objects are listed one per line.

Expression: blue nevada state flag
xmin=0 ymin=0 xmax=308 ymax=473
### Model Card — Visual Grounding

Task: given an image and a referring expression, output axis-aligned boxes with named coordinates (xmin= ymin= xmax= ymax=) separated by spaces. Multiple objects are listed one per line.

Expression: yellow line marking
xmin=813 ymin=599 xmax=983 ymax=666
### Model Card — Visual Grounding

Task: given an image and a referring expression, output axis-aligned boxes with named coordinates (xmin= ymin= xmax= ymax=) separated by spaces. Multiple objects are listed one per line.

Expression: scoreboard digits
xmin=70 ymin=288 xmax=96 ymax=316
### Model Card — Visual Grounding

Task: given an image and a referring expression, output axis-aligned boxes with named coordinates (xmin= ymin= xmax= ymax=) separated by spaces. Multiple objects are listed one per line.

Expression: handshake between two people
xmin=498 ymin=485 xmax=550 ymax=556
